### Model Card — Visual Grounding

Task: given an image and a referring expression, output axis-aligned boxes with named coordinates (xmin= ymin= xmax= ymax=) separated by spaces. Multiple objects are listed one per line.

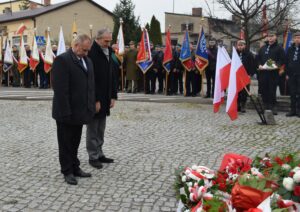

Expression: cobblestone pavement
xmin=0 ymin=100 xmax=299 ymax=212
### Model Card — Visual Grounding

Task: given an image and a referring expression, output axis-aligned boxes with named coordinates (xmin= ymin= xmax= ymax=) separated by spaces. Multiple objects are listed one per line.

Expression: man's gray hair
xmin=96 ymin=28 xmax=112 ymax=39
xmin=73 ymin=34 xmax=91 ymax=45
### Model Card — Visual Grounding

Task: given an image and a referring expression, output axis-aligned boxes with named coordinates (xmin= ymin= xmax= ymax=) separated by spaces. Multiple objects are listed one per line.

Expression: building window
xmin=181 ymin=23 xmax=194 ymax=32
xmin=12 ymin=35 xmax=27 ymax=46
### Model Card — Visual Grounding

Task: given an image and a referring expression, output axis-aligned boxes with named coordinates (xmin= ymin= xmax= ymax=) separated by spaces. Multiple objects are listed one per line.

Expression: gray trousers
xmin=86 ymin=116 xmax=106 ymax=161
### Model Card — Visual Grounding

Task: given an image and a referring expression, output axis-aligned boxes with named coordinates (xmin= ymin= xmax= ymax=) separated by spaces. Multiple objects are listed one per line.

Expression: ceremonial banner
xmin=179 ymin=29 xmax=192 ymax=71
xmin=15 ymin=23 xmax=26 ymax=35
xmin=163 ymin=28 xmax=173 ymax=72
xmin=195 ymin=27 xmax=208 ymax=73
xmin=44 ymin=32 xmax=54 ymax=73
xmin=29 ymin=35 xmax=40 ymax=71
xmin=3 ymin=40 xmax=13 ymax=72
xmin=136 ymin=28 xmax=153 ymax=73
xmin=17 ymin=35 xmax=28 ymax=73
xmin=283 ymin=30 xmax=292 ymax=53
xmin=57 ymin=26 xmax=66 ymax=56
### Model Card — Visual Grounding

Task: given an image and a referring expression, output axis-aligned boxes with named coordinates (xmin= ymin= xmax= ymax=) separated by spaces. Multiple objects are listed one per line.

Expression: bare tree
xmin=211 ymin=0 xmax=300 ymax=47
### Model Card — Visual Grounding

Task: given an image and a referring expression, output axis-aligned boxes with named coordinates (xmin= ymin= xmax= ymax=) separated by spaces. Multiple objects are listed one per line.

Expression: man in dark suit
xmin=86 ymin=28 xmax=118 ymax=169
xmin=52 ymin=34 xmax=95 ymax=185
xmin=286 ymin=32 xmax=300 ymax=117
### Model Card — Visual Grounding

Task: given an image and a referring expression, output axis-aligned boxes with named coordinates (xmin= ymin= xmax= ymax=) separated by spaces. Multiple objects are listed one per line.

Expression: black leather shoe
xmin=204 ymin=95 xmax=211 ymax=98
xmin=74 ymin=169 xmax=92 ymax=177
xmin=99 ymin=156 xmax=114 ymax=163
xmin=89 ymin=160 xmax=103 ymax=169
xmin=64 ymin=174 xmax=77 ymax=185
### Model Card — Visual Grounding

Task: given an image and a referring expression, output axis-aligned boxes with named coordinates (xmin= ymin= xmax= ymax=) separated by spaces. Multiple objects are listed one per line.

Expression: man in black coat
xmin=236 ymin=40 xmax=256 ymax=112
xmin=86 ymin=28 xmax=118 ymax=169
xmin=52 ymin=34 xmax=95 ymax=185
xmin=171 ymin=45 xmax=184 ymax=95
xmin=286 ymin=32 xmax=300 ymax=117
xmin=205 ymin=40 xmax=217 ymax=98
xmin=257 ymin=31 xmax=285 ymax=115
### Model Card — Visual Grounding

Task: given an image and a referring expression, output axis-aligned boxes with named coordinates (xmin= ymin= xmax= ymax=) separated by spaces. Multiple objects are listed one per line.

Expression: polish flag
xmin=15 ymin=23 xmax=27 ymax=35
xmin=18 ymin=36 xmax=28 ymax=73
xmin=226 ymin=47 xmax=251 ymax=120
xmin=29 ymin=36 xmax=40 ymax=71
xmin=44 ymin=32 xmax=54 ymax=73
xmin=213 ymin=46 xmax=231 ymax=113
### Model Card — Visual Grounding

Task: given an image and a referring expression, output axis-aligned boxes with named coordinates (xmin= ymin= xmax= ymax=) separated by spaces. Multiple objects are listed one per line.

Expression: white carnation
xmin=283 ymin=177 xmax=295 ymax=191
xmin=293 ymin=171 xmax=300 ymax=183
xmin=192 ymin=165 xmax=198 ymax=170
xmin=187 ymin=182 xmax=193 ymax=187
xmin=293 ymin=167 xmax=300 ymax=173
xmin=182 ymin=175 xmax=187 ymax=182
xmin=282 ymin=164 xmax=291 ymax=171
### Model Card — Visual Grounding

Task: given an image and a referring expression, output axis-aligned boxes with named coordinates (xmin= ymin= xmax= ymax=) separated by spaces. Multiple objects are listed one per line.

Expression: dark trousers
xmin=157 ymin=70 xmax=164 ymax=92
xmin=137 ymin=69 xmax=144 ymax=92
xmin=185 ymin=70 xmax=194 ymax=96
xmin=39 ymin=69 xmax=49 ymax=88
xmin=56 ymin=121 xmax=83 ymax=175
xmin=238 ymin=85 xmax=250 ymax=106
xmin=145 ymin=70 xmax=156 ymax=93
xmin=171 ymin=71 xmax=183 ymax=94
xmin=193 ymin=73 xmax=202 ymax=95
xmin=288 ymin=75 xmax=300 ymax=113
xmin=278 ymin=73 xmax=289 ymax=96
xmin=24 ymin=68 xmax=32 ymax=88
xmin=205 ymin=69 xmax=215 ymax=97
xmin=259 ymin=70 xmax=279 ymax=109
xmin=165 ymin=71 xmax=172 ymax=94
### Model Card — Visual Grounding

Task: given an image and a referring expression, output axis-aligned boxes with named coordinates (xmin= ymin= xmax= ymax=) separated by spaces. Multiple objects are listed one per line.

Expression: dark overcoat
xmin=52 ymin=49 xmax=95 ymax=125
xmin=88 ymin=41 xmax=117 ymax=118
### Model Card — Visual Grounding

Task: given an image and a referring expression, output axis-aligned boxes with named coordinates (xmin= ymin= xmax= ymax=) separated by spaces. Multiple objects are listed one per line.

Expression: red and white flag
xmin=226 ymin=47 xmax=251 ymax=120
xmin=15 ymin=23 xmax=27 ymax=35
xmin=18 ymin=35 xmax=28 ymax=73
xmin=213 ymin=46 xmax=231 ymax=113
xmin=29 ymin=36 xmax=40 ymax=71
xmin=44 ymin=32 xmax=54 ymax=73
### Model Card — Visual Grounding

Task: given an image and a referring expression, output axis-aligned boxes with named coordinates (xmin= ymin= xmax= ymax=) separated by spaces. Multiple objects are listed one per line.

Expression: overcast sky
xmin=0 ymin=0 xmax=231 ymax=31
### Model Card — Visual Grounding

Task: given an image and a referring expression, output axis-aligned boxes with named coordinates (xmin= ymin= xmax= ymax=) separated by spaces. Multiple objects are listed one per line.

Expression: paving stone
xmin=0 ymin=100 xmax=299 ymax=211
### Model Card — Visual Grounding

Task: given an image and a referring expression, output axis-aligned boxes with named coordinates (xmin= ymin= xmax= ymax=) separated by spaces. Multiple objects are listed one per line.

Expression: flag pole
xmin=120 ymin=18 xmax=124 ymax=92
xmin=0 ymin=34 xmax=3 ymax=88
xmin=199 ymin=20 xmax=205 ymax=97
xmin=183 ymin=23 xmax=189 ymax=96
xmin=47 ymin=27 xmax=52 ymax=89
xmin=144 ymin=73 xmax=146 ymax=94
xmin=165 ymin=71 xmax=168 ymax=95
xmin=33 ymin=28 xmax=37 ymax=87
xmin=165 ymin=24 xmax=171 ymax=96
xmin=243 ymin=85 xmax=267 ymax=124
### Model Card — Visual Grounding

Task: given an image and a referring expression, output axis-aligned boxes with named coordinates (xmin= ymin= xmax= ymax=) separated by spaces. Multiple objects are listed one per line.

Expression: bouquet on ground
xmin=175 ymin=152 xmax=300 ymax=212
xmin=253 ymin=153 xmax=300 ymax=211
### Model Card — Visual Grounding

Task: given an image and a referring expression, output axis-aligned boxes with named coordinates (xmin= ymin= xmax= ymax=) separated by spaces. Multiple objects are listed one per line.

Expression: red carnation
xmin=218 ymin=183 xmax=227 ymax=191
xmin=285 ymin=155 xmax=293 ymax=163
xmin=275 ymin=157 xmax=284 ymax=166
xmin=241 ymin=164 xmax=251 ymax=172
xmin=265 ymin=161 xmax=273 ymax=168
xmin=289 ymin=172 xmax=295 ymax=177
xmin=293 ymin=186 xmax=300 ymax=196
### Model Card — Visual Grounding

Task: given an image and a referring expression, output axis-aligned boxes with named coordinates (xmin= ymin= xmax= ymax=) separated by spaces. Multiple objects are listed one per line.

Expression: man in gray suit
xmin=86 ymin=28 xmax=118 ymax=169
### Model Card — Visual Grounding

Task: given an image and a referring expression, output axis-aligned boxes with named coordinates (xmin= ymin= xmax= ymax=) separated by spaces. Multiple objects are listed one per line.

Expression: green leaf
xmin=282 ymin=192 xmax=292 ymax=200
xmin=180 ymin=194 xmax=188 ymax=204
